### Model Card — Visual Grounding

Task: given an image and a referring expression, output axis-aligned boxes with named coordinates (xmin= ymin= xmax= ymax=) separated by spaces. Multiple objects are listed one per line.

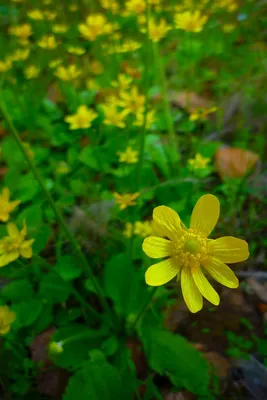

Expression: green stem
xmin=153 ymin=42 xmax=179 ymax=170
xmin=128 ymin=287 xmax=158 ymax=334
xmin=0 ymin=100 xmax=117 ymax=331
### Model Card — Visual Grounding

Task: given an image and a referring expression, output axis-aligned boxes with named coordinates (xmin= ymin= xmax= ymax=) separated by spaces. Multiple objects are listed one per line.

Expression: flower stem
xmin=0 ymin=100 xmax=117 ymax=331
xmin=128 ymin=287 xmax=158 ymax=334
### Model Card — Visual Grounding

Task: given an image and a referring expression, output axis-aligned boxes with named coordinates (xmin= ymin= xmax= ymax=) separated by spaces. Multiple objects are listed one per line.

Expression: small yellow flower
xmin=79 ymin=14 xmax=112 ymax=41
xmin=117 ymin=146 xmax=139 ymax=164
xmin=142 ymin=194 xmax=249 ymax=313
xmin=9 ymin=24 xmax=32 ymax=44
xmin=55 ymin=162 xmax=70 ymax=175
xmin=0 ymin=60 xmax=12 ymax=73
xmin=123 ymin=222 xmax=133 ymax=238
xmin=27 ymin=9 xmax=44 ymax=20
xmin=44 ymin=10 xmax=57 ymax=20
xmin=119 ymin=86 xmax=145 ymax=114
xmin=0 ymin=306 xmax=16 ymax=335
xmin=189 ymin=106 xmax=217 ymax=121
xmin=188 ymin=153 xmax=210 ymax=170
xmin=101 ymin=104 xmax=129 ymax=128
xmin=49 ymin=59 xmax=62 ymax=69
xmin=175 ymin=11 xmax=208 ymax=32
xmin=54 ymin=65 xmax=81 ymax=81
xmin=65 ymin=105 xmax=97 ymax=130
xmin=100 ymin=0 xmax=120 ymax=13
xmin=67 ymin=46 xmax=86 ymax=55
xmin=48 ymin=341 xmax=64 ymax=355
xmin=24 ymin=65 xmax=40 ymax=79
xmin=37 ymin=35 xmax=58 ymax=49
xmin=0 ymin=221 xmax=35 ymax=267
xmin=134 ymin=110 xmax=156 ymax=129
xmin=111 ymin=74 xmax=132 ymax=91
xmin=8 ymin=48 xmax=30 ymax=62
xmin=86 ymin=79 xmax=100 ymax=91
xmin=113 ymin=192 xmax=140 ymax=210
xmin=125 ymin=0 xmax=146 ymax=15
xmin=52 ymin=24 xmax=68 ymax=34
xmin=134 ymin=221 xmax=153 ymax=237
xmin=140 ymin=18 xmax=171 ymax=42
xmin=0 ymin=188 xmax=20 ymax=222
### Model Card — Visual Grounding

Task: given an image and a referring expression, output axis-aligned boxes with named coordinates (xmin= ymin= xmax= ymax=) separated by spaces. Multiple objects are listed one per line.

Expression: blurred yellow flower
xmin=9 ymin=24 xmax=32 ymax=44
xmin=8 ymin=48 xmax=30 ymax=62
xmin=101 ymin=104 xmax=129 ymax=128
xmin=38 ymin=35 xmax=58 ymax=49
xmin=52 ymin=24 xmax=68 ymax=34
xmin=142 ymin=194 xmax=249 ymax=312
xmin=24 ymin=65 xmax=40 ymax=79
xmin=111 ymin=74 xmax=132 ymax=91
xmin=134 ymin=110 xmax=156 ymax=129
xmin=79 ymin=14 xmax=112 ymax=41
xmin=44 ymin=10 xmax=57 ymax=20
xmin=0 ymin=221 xmax=35 ymax=267
xmin=188 ymin=153 xmax=210 ymax=169
xmin=223 ymin=24 xmax=236 ymax=33
xmin=175 ymin=11 xmax=208 ymax=32
xmin=54 ymin=65 xmax=81 ymax=81
xmin=119 ymin=86 xmax=145 ymax=114
xmin=113 ymin=192 xmax=140 ymax=210
xmin=65 ymin=105 xmax=97 ymax=130
xmin=0 ymin=306 xmax=16 ymax=336
xmin=140 ymin=18 xmax=171 ymax=42
xmin=100 ymin=0 xmax=120 ymax=13
xmin=117 ymin=146 xmax=139 ymax=163
xmin=49 ymin=59 xmax=62 ymax=69
xmin=0 ymin=188 xmax=20 ymax=222
xmin=56 ymin=162 xmax=71 ymax=175
xmin=86 ymin=79 xmax=100 ymax=91
xmin=27 ymin=9 xmax=44 ymax=20
xmin=125 ymin=0 xmax=146 ymax=15
xmin=0 ymin=60 xmax=12 ymax=73
xmin=67 ymin=46 xmax=86 ymax=55
xmin=134 ymin=221 xmax=153 ymax=237
xmin=189 ymin=106 xmax=218 ymax=121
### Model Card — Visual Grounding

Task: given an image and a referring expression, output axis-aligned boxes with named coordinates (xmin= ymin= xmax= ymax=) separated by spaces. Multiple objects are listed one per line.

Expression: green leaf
xmin=2 ymin=279 xmax=33 ymax=302
xmin=54 ymin=255 xmax=82 ymax=281
xmin=63 ymin=357 xmax=126 ymax=400
xmin=39 ymin=273 xmax=71 ymax=304
xmin=12 ymin=299 xmax=44 ymax=327
xmin=141 ymin=326 xmax=210 ymax=395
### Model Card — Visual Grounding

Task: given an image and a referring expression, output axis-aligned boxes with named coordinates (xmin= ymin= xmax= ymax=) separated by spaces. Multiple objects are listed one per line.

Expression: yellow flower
xmin=52 ymin=24 xmax=68 ymax=34
xmin=24 ymin=65 xmax=40 ymax=79
xmin=67 ymin=46 xmax=86 ymax=55
xmin=117 ymin=146 xmax=139 ymax=164
xmin=119 ymin=86 xmax=145 ymax=114
xmin=222 ymin=24 xmax=236 ymax=33
xmin=27 ymin=9 xmax=44 ymax=20
xmin=134 ymin=221 xmax=152 ymax=237
xmin=101 ymin=104 xmax=129 ymax=128
xmin=125 ymin=0 xmax=146 ymax=15
xmin=65 ymin=105 xmax=97 ymax=130
xmin=9 ymin=24 xmax=32 ymax=43
xmin=37 ymin=35 xmax=58 ymax=49
xmin=134 ymin=110 xmax=155 ymax=129
xmin=175 ymin=11 xmax=208 ymax=32
xmin=143 ymin=194 xmax=249 ymax=313
xmin=0 ymin=188 xmax=20 ymax=222
xmin=54 ymin=65 xmax=81 ymax=81
xmin=0 ymin=60 xmax=12 ymax=73
xmin=123 ymin=222 xmax=133 ymax=238
xmin=140 ymin=18 xmax=171 ymax=42
xmin=100 ymin=0 xmax=120 ymax=13
xmin=44 ymin=10 xmax=57 ymax=20
xmin=189 ymin=106 xmax=218 ymax=121
xmin=111 ymin=74 xmax=132 ymax=91
xmin=0 ymin=222 xmax=35 ymax=267
xmin=0 ymin=306 xmax=16 ymax=335
xmin=79 ymin=14 xmax=112 ymax=41
xmin=55 ymin=162 xmax=70 ymax=175
xmin=86 ymin=79 xmax=100 ymax=91
xmin=49 ymin=59 xmax=62 ymax=69
xmin=188 ymin=153 xmax=210 ymax=170
xmin=113 ymin=192 xmax=140 ymax=210
xmin=8 ymin=48 xmax=30 ymax=62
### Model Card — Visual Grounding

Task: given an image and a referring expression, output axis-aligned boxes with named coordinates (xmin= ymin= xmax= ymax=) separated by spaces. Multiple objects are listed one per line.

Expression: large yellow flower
xmin=142 ymin=195 xmax=249 ymax=313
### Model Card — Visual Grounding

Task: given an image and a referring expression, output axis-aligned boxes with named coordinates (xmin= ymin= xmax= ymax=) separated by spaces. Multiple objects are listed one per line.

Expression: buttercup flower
xmin=101 ymin=104 xmax=129 ymax=128
xmin=0 ymin=306 xmax=16 ymax=335
xmin=27 ymin=9 xmax=44 ymax=20
xmin=125 ymin=0 xmax=146 ymax=15
xmin=140 ymin=18 xmax=171 ymax=42
xmin=119 ymin=86 xmax=145 ymax=114
xmin=117 ymin=146 xmax=138 ymax=163
xmin=142 ymin=194 xmax=249 ymax=313
xmin=24 ymin=65 xmax=40 ymax=79
xmin=134 ymin=110 xmax=156 ymax=129
xmin=65 ymin=105 xmax=97 ymax=130
xmin=188 ymin=153 xmax=210 ymax=170
xmin=175 ymin=11 xmax=208 ymax=32
xmin=0 ymin=60 xmax=12 ymax=73
xmin=189 ymin=106 xmax=218 ymax=121
xmin=54 ymin=65 xmax=81 ymax=81
xmin=0 ymin=221 xmax=34 ymax=267
xmin=37 ymin=35 xmax=58 ymax=49
xmin=0 ymin=188 xmax=20 ymax=222
xmin=113 ymin=192 xmax=140 ymax=210
xmin=79 ymin=14 xmax=112 ymax=41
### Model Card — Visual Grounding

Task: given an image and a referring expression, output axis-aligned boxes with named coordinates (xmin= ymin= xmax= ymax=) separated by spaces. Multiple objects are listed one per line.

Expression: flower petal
xmin=2 ymin=188 xmax=10 ymax=201
xmin=20 ymin=246 xmax=33 ymax=259
xmin=7 ymin=223 xmax=20 ymax=238
xmin=202 ymin=256 xmax=239 ymax=288
xmin=208 ymin=237 xmax=249 ymax=263
xmin=190 ymin=194 xmax=220 ymax=237
xmin=153 ymin=206 xmax=182 ymax=238
xmin=192 ymin=265 xmax=220 ymax=306
xmin=145 ymin=258 xmax=180 ymax=286
xmin=181 ymin=266 xmax=203 ymax=313
xmin=142 ymin=237 xmax=172 ymax=259
xmin=0 ymin=251 xmax=19 ymax=267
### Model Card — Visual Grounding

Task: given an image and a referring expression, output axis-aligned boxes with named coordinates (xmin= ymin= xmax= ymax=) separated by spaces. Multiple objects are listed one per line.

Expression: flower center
xmin=173 ymin=231 xmax=208 ymax=267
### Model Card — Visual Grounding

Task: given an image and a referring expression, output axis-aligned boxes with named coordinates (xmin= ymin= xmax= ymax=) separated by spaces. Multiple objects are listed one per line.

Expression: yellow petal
xmin=190 ymin=194 xmax=220 ymax=237
xmin=142 ymin=237 xmax=172 ymax=259
xmin=181 ymin=266 xmax=203 ymax=313
xmin=202 ymin=256 xmax=239 ymax=288
xmin=192 ymin=265 xmax=220 ymax=306
xmin=0 ymin=251 xmax=19 ymax=267
xmin=7 ymin=222 xmax=20 ymax=238
xmin=145 ymin=258 xmax=179 ymax=286
xmin=20 ymin=246 xmax=33 ymax=259
xmin=2 ymin=188 xmax=10 ymax=200
xmin=153 ymin=206 xmax=181 ymax=239
xmin=208 ymin=237 xmax=249 ymax=263
xmin=0 ymin=325 xmax=11 ymax=335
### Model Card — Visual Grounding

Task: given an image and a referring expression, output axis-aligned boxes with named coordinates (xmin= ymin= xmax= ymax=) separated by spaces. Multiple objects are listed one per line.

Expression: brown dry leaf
xmin=258 ymin=304 xmax=267 ymax=313
xmin=168 ymin=90 xmax=212 ymax=111
xmin=204 ymin=352 xmax=230 ymax=379
xmin=215 ymin=146 xmax=259 ymax=179
xmin=30 ymin=328 xmax=55 ymax=368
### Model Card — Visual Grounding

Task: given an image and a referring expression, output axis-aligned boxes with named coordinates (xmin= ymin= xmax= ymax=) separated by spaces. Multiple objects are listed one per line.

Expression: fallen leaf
xmin=204 ymin=352 xmax=230 ymax=378
xmin=168 ymin=90 xmax=212 ymax=111
xmin=215 ymin=147 xmax=259 ymax=179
